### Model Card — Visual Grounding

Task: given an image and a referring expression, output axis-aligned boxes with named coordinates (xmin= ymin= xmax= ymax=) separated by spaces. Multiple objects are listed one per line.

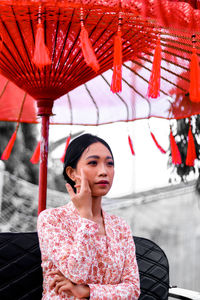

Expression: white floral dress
xmin=37 ymin=201 xmax=140 ymax=300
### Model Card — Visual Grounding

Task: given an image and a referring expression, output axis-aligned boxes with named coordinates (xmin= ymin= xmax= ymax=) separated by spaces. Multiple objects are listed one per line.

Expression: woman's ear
xmin=66 ymin=166 xmax=76 ymax=182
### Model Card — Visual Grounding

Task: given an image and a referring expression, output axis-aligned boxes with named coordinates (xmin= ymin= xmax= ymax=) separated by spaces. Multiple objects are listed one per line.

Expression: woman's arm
xmin=37 ymin=171 xmax=98 ymax=285
xmin=88 ymin=226 xmax=140 ymax=300
xmin=37 ymin=208 xmax=99 ymax=284
xmin=48 ymin=269 xmax=90 ymax=298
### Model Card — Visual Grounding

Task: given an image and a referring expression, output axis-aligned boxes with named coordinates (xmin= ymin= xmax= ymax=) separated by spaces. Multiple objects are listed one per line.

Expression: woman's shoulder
xmin=38 ymin=202 xmax=73 ymax=223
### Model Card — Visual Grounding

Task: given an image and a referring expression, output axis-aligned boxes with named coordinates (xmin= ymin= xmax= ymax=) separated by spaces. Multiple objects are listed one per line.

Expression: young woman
xmin=37 ymin=134 xmax=140 ymax=299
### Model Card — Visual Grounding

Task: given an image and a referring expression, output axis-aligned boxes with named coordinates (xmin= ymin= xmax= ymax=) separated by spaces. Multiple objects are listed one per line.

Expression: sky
xmin=48 ymin=117 xmax=172 ymax=198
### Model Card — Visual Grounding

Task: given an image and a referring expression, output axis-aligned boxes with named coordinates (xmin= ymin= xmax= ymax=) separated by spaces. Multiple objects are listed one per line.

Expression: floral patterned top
xmin=37 ymin=201 xmax=140 ymax=300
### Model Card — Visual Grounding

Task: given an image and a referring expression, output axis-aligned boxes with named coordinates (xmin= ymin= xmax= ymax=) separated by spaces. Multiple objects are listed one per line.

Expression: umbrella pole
xmin=37 ymin=100 xmax=53 ymax=215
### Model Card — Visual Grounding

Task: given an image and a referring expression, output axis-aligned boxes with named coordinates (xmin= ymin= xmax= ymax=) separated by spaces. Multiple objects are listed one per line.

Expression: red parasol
xmin=1 ymin=0 xmax=200 ymax=213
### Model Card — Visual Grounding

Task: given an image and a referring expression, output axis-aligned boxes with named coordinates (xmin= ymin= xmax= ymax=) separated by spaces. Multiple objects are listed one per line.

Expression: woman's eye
xmin=88 ymin=161 xmax=97 ymax=165
xmin=107 ymin=161 xmax=114 ymax=166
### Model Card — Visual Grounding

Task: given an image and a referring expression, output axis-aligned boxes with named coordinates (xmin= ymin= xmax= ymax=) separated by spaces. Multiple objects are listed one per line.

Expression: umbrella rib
xmin=65 ymin=20 xmax=152 ymax=91
xmin=126 ymin=60 xmax=187 ymax=93
xmin=47 ymin=8 xmax=61 ymax=85
xmin=1 ymin=11 xmax=33 ymax=83
xmin=138 ymin=55 xmax=189 ymax=82
xmin=58 ymin=12 xmax=116 ymax=90
xmin=0 ymin=79 xmax=9 ymax=98
xmin=100 ymin=74 xmax=130 ymax=121
xmin=132 ymin=57 xmax=189 ymax=83
xmin=29 ymin=6 xmax=42 ymax=86
xmin=0 ymin=24 xmax=31 ymax=84
xmin=52 ymin=9 xmax=79 ymax=87
xmin=0 ymin=43 xmax=25 ymax=79
xmin=84 ymin=83 xmax=100 ymax=125
xmin=55 ymin=10 xmax=101 ymax=86
xmin=138 ymin=52 xmax=189 ymax=72
xmin=11 ymin=7 xmax=37 ymax=88
xmin=67 ymin=93 xmax=73 ymax=125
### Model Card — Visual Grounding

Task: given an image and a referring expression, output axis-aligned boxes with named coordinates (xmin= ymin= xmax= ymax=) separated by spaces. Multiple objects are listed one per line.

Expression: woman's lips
xmin=96 ymin=180 xmax=109 ymax=185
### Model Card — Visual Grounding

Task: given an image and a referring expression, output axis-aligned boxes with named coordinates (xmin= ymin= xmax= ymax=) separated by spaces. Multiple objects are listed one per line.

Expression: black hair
xmin=63 ymin=133 xmax=114 ymax=191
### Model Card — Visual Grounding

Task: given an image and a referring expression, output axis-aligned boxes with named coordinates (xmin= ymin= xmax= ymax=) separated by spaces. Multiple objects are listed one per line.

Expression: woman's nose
xmin=98 ymin=164 xmax=107 ymax=176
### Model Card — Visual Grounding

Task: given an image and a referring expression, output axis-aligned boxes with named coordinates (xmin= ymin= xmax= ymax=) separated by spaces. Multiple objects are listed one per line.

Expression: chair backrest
xmin=0 ymin=232 xmax=43 ymax=300
xmin=0 ymin=232 xmax=169 ymax=300
xmin=134 ymin=236 xmax=169 ymax=300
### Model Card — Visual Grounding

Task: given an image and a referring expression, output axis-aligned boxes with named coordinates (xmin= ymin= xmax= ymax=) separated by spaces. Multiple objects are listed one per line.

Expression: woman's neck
xmin=91 ymin=196 xmax=102 ymax=218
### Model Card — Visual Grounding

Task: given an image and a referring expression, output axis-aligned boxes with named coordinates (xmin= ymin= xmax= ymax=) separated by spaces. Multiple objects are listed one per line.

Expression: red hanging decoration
xmin=80 ymin=8 xmax=99 ymax=73
xmin=186 ymin=125 xmax=196 ymax=166
xmin=147 ymin=36 xmax=161 ymax=98
xmin=1 ymin=91 xmax=27 ymax=160
xmin=128 ymin=135 xmax=135 ymax=156
xmin=169 ymin=129 xmax=182 ymax=165
xmin=189 ymin=35 xmax=200 ymax=102
xmin=60 ymin=136 xmax=71 ymax=163
xmin=150 ymin=131 xmax=166 ymax=154
xmin=30 ymin=141 xmax=41 ymax=164
xmin=1 ymin=129 xmax=17 ymax=160
xmin=111 ymin=13 xmax=123 ymax=93
xmin=32 ymin=7 xmax=51 ymax=69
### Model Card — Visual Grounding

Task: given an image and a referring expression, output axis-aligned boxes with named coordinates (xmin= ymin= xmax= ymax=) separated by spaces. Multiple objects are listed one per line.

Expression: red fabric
xmin=169 ymin=130 xmax=182 ymax=165
xmin=128 ymin=135 xmax=135 ymax=155
xmin=30 ymin=141 xmax=41 ymax=164
xmin=0 ymin=75 xmax=37 ymax=123
xmin=111 ymin=31 xmax=122 ymax=93
xmin=186 ymin=125 xmax=196 ymax=166
xmin=1 ymin=129 xmax=17 ymax=160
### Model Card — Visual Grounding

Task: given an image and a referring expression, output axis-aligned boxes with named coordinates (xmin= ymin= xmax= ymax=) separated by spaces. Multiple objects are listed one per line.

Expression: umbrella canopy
xmin=1 ymin=0 xmax=200 ymax=212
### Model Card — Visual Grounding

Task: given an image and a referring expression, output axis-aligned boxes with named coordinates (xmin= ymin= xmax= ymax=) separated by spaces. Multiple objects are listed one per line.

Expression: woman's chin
xmin=92 ymin=188 xmax=110 ymax=197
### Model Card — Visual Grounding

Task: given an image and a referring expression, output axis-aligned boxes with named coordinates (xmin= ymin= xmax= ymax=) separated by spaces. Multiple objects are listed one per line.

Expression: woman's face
xmin=74 ymin=142 xmax=114 ymax=197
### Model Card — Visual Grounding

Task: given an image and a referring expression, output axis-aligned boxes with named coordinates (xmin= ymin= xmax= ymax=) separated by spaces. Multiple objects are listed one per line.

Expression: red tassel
xmin=111 ymin=30 xmax=122 ymax=93
xmin=150 ymin=131 xmax=166 ymax=154
xmin=30 ymin=141 xmax=41 ymax=164
xmin=80 ymin=25 xmax=99 ymax=72
xmin=189 ymin=47 xmax=200 ymax=102
xmin=60 ymin=136 xmax=71 ymax=163
xmin=128 ymin=135 xmax=135 ymax=156
xmin=170 ymin=130 xmax=182 ymax=165
xmin=186 ymin=126 xmax=196 ymax=166
xmin=147 ymin=37 xmax=161 ymax=98
xmin=1 ymin=130 xmax=17 ymax=160
xmin=32 ymin=23 xmax=51 ymax=68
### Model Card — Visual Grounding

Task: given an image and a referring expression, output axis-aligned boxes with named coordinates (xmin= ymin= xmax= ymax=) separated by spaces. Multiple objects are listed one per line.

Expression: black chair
xmin=0 ymin=232 xmax=199 ymax=300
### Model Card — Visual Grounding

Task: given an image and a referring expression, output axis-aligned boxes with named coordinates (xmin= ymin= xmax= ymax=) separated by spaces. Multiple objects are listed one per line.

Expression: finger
xmin=49 ymin=276 xmax=63 ymax=289
xmin=47 ymin=270 xmax=62 ymax=276
xmin=80 ymin=169 xmax=90 ymax=191
xmin=55 ymin=280 xmax=71 ymax=294
xmin=55 ymin=281 xmax=67 ymax=294
xmin=58 ymin=285 xmax=73 ymax=296
xmin=65 ymin=183 xmax=75 ymax=198
xmin=58 ymin=281 xmax=74 ymax=295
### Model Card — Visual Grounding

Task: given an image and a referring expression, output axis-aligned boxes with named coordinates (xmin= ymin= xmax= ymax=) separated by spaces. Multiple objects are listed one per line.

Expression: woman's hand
xmin=48 ymin=269 xmax=90 ymax=298
xmin=66 ymin=169 xmax=93 ymax=219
